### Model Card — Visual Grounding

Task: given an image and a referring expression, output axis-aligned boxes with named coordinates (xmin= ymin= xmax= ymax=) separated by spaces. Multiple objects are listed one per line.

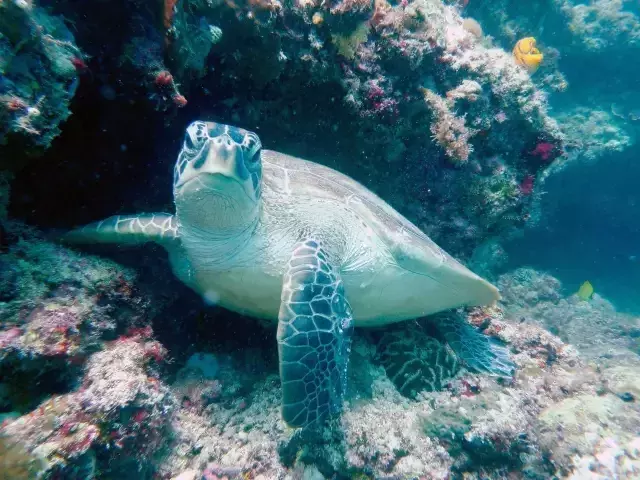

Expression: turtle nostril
xmin=214 ymin=135 xmax=234 ymax=148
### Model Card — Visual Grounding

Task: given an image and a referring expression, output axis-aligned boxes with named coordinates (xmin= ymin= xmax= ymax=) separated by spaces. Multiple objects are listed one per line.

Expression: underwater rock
xmin=537 ymin=393 xmax=640 ymax=475
xmin=421 ymin=407 xmax=472 ymax=456
xmin=0 ymin=0 xmax=82 ymax=154
xmin=184 ymin=352 xmax=219 ymax=380
xmin=0 ymin=394 xmax=99 ymax=479
xmin=35 ymin=0 xmax=563 ymax=259
xmin=171 ymin=470 xmax=199 ymax=480
xmin=566 ymin=436 xmax=640 ymax=480
xmin=604 ymin=364 xmax=640 ymax=402
xmin=497 ymin=268 xmax=639 ymax=359
xmin=0 ymin=337 xmax=175 ymax=479
xmin=341 ymin=394 xmax=453 ymax=478
xmin=0 ymin=258 xmax=18 ymax=301
xmin=0 ymin=222 xmax=187 ymax=414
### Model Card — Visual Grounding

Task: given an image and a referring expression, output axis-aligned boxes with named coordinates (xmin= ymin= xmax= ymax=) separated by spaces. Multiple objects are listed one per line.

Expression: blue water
xmin=505 ymin=148 xmax=640 ymax=314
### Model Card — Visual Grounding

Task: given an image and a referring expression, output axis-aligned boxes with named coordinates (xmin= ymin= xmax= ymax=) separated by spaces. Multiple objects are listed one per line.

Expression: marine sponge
xmin=420 ymin=407 xmax=471 ymax=456
xmin=512 ymin=37 xmax=543 ymax=73
xmin=332 ymin=22 xmax=370 ymax=60
xmin=377 ymin=324 xmax=459 ymax=398
xmin=421 ymin=87 xmax=475 ymax=164
xmin=462 ymin=18 xmax=483 ymax=39
xmin=0 ymin=1 xmax=82 ymax=152
xmin=0 ymin=433 xmax=44 ymax=480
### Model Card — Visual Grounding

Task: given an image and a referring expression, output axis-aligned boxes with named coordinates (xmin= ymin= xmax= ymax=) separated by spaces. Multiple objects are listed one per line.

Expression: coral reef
xmin=0 ymin=225 xmax=138 ymax=411
xmin=0 ymin=337 xmax=175 ymax=479
xmin=558 ymin=0 xmax=640 ymax=53
xmin=465 ymin=0 xmax=640 ymax=172
xmin=0 ymin=222 xmax=184 ymax=477
xmin=566 ymin=436 xmax=640 ymax=480
xmin=1 ymin=261 xmax=159 ymax=366
xmin=555 ymin=106 xmax=633 ymax=164
xmin=497 ymin=267 xmax=639 ymax=359
xmin=0 ymin=231 xmax=638 ymax=479
xmin=22 ymin=0 xmax=564 ymax=260
xmin=1 ymin=0 xmax=640 ymax=478
xmin=466 ymin=0 xmax=640 ymax=55
xmin=153 ymin=267 xmax=638 ymax=478
xmin=421 ymin=86 xmax=475 ymax=164
xmin=0 ymin=0 xmax=82 ymax=154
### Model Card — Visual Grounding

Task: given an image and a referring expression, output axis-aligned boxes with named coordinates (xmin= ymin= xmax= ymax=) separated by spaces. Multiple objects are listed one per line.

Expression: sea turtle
xmin=63 ymin=120 xmax=514 ymax=429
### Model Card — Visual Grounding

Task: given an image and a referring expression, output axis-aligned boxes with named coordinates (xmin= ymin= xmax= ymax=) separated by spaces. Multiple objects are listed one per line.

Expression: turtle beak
xmin=195 ymin=135 xmax=250 ymax=182
xmin=176 ymin=135 xmax=250 ymax=191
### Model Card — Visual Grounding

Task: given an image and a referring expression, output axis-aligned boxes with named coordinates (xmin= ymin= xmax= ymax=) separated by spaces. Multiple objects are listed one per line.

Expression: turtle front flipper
xmin=277 ymin=239 xmax=354 ymax=429
xmin=61 ymin=214 xmax=179 ymax=247
xmin=435 ymin=315 xmax=515 ymax=378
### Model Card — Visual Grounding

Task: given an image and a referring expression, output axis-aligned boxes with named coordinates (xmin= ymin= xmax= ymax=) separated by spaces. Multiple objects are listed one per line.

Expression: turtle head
xmin=173 ymin=121 xmax=262 ymax=232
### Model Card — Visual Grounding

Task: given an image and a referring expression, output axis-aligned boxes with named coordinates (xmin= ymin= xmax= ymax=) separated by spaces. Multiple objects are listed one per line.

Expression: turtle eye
xmin=183 ymin=121 xmax=209 ymax=153
xmin=246 ymin=147 xmax=261 ymax=169
xmin=243 ymin=133 xmax=262 ymax=164
xmin=184 ymin=132 xmax=196 ymax=151
xmin=184 ymin=131 xmax=207 ymax=153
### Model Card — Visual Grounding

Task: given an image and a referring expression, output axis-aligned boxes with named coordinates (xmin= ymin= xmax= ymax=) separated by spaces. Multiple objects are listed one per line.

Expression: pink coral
xmin=519 ymin=175 xmax=535 ymax=195
xmin=421 ymin=87 xmax=474 ymax=163
xmin=0 ymin=327 xmax=22 ymax=347
xmin=530 ymin=142 xmax=556 ymax=161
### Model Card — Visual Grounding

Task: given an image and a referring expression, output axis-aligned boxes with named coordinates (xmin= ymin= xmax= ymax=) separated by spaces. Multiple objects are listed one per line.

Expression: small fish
xmin=576 ymin=281 xmax=594 ymax=301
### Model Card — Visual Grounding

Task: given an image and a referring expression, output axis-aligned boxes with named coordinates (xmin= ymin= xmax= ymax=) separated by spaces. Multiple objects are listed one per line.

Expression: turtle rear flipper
xmin=277 ymin=238 xmax=354 ymax=429
xmin=435 ymin=315 xmax=515 ymax=378
xmin=61 ymin=214 xmax=179 ymax=247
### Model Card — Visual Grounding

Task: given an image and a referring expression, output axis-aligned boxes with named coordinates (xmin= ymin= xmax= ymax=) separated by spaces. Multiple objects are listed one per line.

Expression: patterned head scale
xmin=173 ymin=120 xmax=262 ymax=202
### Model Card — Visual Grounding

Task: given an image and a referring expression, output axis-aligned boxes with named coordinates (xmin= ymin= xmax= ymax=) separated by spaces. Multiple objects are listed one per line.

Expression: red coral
xmin=126 ymin=325 xmax=153 ymax=339
xmin=131 ymin=409 xmax=148 ymax=424
xmin=460 ymin=379 xmax=479 ymax=397
xmin=70 ymin=57 xmax=88 ymax=72
xmin=59 ymin=424 xmax=99 ymax=456
xmin=143 ymin=341 xmax=167 ymax=363
xmin=529 ymin=142 xmax=555 ymax=161
xmin=163 ymin=0 xmax=178 ymax=29
xmin=367 ymin=84 xmax=385 ymax=100
xmin=172 ymin=94 xmax=188 ymax=107
xmin=3 ymin=96 xmax=27 ymax=112
xmin=58 ymin=421 xmax=77 ymax=436
xmin=154 ymin=70 xmax=174 ymax=87
xmin=0 ymin=327 xmax=22 ymax=347
xmin=519 ymin=175 xmax=535 ymax=195
xmin=115 ymin=276 xmax=134 ymax=297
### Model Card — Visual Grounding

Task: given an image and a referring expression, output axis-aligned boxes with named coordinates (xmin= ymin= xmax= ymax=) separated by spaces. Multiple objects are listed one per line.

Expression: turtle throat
xmin=174 ymin=176 xmax=260 ymax=238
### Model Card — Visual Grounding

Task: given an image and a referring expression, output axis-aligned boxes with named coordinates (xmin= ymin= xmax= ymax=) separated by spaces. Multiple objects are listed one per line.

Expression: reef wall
xmin=2 ymin=0 xmax=565 ymax=260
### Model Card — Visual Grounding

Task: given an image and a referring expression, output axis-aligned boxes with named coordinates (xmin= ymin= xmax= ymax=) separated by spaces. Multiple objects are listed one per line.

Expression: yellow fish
xmin=513 ymin=37 xmax=544 ymax=73
xmin=576 ymin=281 xmax=594 ymax=301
